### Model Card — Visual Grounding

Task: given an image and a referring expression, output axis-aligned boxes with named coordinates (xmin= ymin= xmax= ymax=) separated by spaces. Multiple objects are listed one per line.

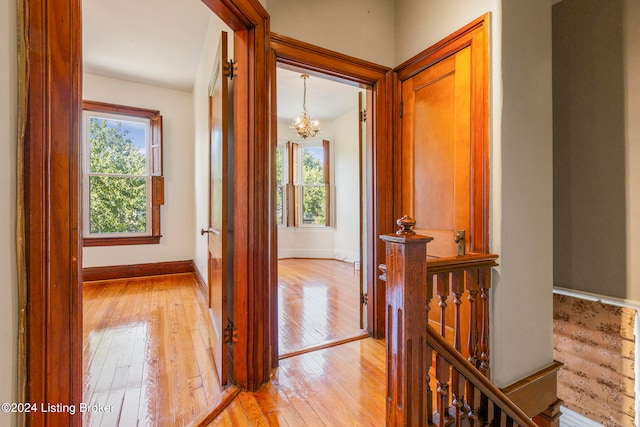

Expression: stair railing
xmin=380 ymin=216 xmax=533 ymax=426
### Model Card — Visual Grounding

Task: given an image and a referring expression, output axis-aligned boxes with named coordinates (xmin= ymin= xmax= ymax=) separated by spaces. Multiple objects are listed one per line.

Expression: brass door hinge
xmin=224 ymin=321 xmax=238 ymax=345
xmin=361 ymin=292 xmax=368 ymax=305
xmin=225 ymin=59 xmax=238 ymax=80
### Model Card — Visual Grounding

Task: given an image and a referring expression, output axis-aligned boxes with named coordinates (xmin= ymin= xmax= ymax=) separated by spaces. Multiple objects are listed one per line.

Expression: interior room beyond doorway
xmin=276 ymin=66 xmax=367 ymax=356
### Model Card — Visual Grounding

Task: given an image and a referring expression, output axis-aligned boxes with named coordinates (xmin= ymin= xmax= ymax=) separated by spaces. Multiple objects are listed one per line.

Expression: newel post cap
xmin=380 ymin=216 xmax=434 ymax=244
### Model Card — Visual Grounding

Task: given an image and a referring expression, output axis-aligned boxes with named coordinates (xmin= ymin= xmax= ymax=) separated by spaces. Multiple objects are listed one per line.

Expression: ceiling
xmin=82 ymin=0 xmax=361 ymax=121
xmin=82 ymin=0 xmax=211 ymax=92
xmin=276 ymin=68 xmax=362 ymax=122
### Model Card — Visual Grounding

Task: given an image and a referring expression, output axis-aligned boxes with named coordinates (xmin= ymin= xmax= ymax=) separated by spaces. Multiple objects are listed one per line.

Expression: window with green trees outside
xmin=82 ymin=101 xmax=163 ymax=246
xmin=276 ymin=139 xmax=331 ymax=227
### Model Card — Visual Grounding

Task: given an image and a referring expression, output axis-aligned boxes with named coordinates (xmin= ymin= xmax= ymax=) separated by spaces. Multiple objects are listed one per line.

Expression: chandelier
xmin=290 ymin=74 xmax=320 ymax=139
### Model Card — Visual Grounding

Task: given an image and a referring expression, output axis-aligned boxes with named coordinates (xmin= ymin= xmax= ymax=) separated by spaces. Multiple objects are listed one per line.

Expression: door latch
xmin=454 ymin=230 xmax=466 ymax=256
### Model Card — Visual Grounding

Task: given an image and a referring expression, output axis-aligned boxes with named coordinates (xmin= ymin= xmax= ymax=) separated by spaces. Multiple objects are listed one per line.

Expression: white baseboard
xmin=333 ymin=249 xmax=359 ymax=264
xmin=560 ymin=407 xmax=603 ymax=427
xmin=277 ymin=248 xmax=336 ymax=259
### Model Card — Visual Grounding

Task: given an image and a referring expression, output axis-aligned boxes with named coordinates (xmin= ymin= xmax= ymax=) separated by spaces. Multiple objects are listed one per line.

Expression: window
xmin=275 ymin=145 xmax=288 ymax=226
xmin=82 ymin=101 xmax=164 ymax=246
xmin=277 ymin=139 xmax=332 ymax=227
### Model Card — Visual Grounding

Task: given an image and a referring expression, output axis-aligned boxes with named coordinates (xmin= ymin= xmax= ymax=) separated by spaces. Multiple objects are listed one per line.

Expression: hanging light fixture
xmin=290 ymin=74 xmax=320 ymax=139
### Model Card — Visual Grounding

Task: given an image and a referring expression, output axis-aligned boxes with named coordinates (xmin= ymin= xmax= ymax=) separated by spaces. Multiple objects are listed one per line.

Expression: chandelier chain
xmin=290 ymin=74 xmax=320 ymax=139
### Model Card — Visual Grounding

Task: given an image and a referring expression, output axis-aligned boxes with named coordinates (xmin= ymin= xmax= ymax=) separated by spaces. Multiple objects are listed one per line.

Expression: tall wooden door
xmin=400 ymin=47 xmax=472 ymax=257
xmin=358 ymin=91 xmax=367 ymax=330
xmin=206 ymin=31 xmax=233 ymax=386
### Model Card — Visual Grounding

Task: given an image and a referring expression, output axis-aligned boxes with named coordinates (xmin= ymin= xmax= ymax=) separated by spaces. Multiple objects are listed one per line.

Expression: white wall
xmin=193 ymin=16 xmax=232 ymax=279
xmin=1 ymin=0 xmax=17 ymax=423
xmin=268 ymin=0 xmax=395 ymax=68
xmin=395 ymin=0 xmax=497 ymax=65
xmin=82 ymin=74 xmax=195 ymax=267
xmin=333 ymin=106 xmax=361 ymax=262
xmin=625 ymin=0 xmax=640 ymax=301
xmin=497 ymin=0 xmax=554 ymax=387
xmin=395 ymin=0 xmax=554 ymax=387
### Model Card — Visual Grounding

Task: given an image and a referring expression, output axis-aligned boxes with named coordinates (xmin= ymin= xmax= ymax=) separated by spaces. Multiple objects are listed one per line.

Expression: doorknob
xmin=201 ymin=228 xmax=221 ymax=236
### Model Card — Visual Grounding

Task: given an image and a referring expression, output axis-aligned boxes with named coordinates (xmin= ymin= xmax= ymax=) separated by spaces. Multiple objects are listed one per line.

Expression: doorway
xmin=21 ymin=0 xmax=272 ymax=424
xmin=275 ymin=66 xmax=367 ymax=356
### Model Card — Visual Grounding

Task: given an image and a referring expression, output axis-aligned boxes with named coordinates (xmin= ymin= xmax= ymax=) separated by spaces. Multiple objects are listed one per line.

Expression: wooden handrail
xmin=425 ymin=325 xmax=537 ymax=426
xmin=426 ymin=252 xmax=498 ymax=275
xmin=379 ymin=252 xmax=499 ymax=279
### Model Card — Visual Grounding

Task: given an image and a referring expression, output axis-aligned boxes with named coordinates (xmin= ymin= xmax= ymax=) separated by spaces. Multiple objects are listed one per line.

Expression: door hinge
xmin=360 ymin=109 xmax=367 ymax=123
xmin=225 ymin=59 xmax=238 ymax=80
xmin=223 ymin=320 xmax=238 ymax=345
xmin=399 ymin=101 xmax=403 ymax=118
xmin=361 ymin=292 xmax=368 ymax=305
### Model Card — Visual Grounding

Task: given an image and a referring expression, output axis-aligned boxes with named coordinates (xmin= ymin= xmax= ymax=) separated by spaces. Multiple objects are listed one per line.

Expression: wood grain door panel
xmin=401 ymin=47 xmax=472 ymax=257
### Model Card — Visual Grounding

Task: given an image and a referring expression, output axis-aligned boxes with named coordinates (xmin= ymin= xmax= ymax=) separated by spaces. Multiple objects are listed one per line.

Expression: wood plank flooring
xmin=83 ymin=273 xmax=222 ymax=426
xmin=278 ymin=259 xmax=363 ymax=355
xmin=82 ymin=259 xmax=371 ymax=426
xmin=207 ymin=338 xmax=387 ymax=426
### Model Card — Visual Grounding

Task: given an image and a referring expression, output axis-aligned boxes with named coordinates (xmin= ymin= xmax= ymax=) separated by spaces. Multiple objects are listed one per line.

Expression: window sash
xmin=81 ymin=101 xmax=163 ymax=245
xmin=284 ymin=139 xmax=332 ymax=228
xmin=87 ymin=175 xmax=152 ymax=237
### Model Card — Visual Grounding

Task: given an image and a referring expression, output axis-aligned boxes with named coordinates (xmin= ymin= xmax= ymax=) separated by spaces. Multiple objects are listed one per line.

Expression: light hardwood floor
xmin=83 ymin=273 xmax=222 ymax=427
xmin=207 ymin=338 xmax=386 ymax=426
xmin=278 ymin=259 xmax=363 ymax=355
xmin=83 ymin=259 xmax=371 ymax=426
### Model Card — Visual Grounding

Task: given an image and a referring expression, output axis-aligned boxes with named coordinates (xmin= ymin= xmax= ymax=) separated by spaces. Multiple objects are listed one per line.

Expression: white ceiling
xmin=82 ymin=0 xmax=211 ymax=92
xmin=82 ymin=0 xmax=361 ymax=120
xmin=276 ymin=68 xmax=362 ymax=122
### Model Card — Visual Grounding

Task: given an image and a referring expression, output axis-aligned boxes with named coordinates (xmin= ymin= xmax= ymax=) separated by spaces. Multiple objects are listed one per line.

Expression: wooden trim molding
xmin=278 ymin=332 xmax=369 ymax=360
xmin=202 ymin=0 xmax=273 ymax=391
xmin=83 ymin=235 xmax=161 ymax=247
xmin=82 ymin=260 xmax=195 ymax=282
xmin=192 ymin=262 xmax=208 ymax=302
xmin=188 ymin=385 xmax=241 ymax=427
xmin=22 ymin=0 xmax=83 ymax=424
xmin=501 ymin=361 xmax=564 ymax=418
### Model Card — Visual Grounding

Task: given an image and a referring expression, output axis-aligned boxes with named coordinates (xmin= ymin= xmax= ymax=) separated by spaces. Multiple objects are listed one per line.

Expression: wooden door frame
xmin=393 ymin=14 xmax=490 ymax=253
xmin=269 ymin=33 xmax=393 ymax=343
xmin=20 ymin=0 xmax=271 ymax=424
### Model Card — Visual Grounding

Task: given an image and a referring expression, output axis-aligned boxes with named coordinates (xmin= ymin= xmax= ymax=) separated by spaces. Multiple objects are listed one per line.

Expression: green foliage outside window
xmin=301 ymin=147 xmax=326 ymax=224
xmin=88 ymin=118 xmax=148 ymax=234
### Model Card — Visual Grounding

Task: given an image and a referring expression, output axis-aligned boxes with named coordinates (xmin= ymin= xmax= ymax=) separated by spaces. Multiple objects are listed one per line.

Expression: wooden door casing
xmin=395 ymin=14 xmax=490 ymax=256
xmin=22 ymin=2 xmax=272 ymax=423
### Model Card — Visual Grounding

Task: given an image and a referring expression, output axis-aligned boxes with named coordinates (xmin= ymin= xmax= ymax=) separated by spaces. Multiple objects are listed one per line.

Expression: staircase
xmin=379 ymin=216 xmax=541 ymax=427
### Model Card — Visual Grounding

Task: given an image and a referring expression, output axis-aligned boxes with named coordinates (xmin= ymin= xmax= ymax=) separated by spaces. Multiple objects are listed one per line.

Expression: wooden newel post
xmin=380 ymin=216 xmax=433 ymax=426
